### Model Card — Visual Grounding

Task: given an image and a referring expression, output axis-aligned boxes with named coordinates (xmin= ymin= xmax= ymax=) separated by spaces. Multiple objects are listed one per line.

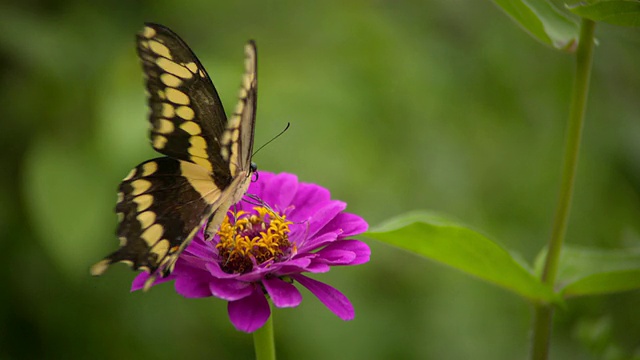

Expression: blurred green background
xmin=1 ymin=1 xmax=639 ymax=359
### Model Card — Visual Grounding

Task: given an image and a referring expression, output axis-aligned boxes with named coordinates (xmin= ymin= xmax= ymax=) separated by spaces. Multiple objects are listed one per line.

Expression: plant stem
xmin=253 ymin=305 xmax=276 ymax=360
xmin=530 ymin=19 xmax=596 ymax=360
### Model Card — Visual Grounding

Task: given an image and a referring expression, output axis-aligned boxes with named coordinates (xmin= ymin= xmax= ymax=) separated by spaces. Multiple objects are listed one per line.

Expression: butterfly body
xmin=91 ymin=23 xmax=258 ymax=288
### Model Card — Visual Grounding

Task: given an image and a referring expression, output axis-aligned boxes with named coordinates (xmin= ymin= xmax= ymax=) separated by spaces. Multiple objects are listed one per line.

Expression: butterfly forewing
xmin=137 ymin=23 xmax=232 ymax=184
xmin=91 ymin=23 xmax=258 ymax=287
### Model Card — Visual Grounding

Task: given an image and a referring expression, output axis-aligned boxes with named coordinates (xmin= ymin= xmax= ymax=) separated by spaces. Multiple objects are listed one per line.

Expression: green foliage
xmin=491 ymin=0 xmax=579 ymax=50
xmin=536 ymin=246 xmax=640 ymax=297
xmin=366 ymin=212 xmax=559 ymax=302
xmin=568 ymin=0 xmax=640 ymax=27
xmin=369 ymin=214 xmax=640 ymax=301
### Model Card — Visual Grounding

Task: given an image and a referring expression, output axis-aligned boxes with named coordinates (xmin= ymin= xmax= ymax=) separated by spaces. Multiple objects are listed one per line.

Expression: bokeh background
xmin=1 ymin=1 xmax=639 ymax=359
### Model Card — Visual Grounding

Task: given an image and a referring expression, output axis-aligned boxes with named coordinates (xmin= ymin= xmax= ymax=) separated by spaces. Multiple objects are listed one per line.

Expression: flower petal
xmin=288 ymin=185 xmax=332 ymax=222
xmin=268 ymin=257 xmax=315 ymax=276
xmin=184 ymin=237 xmax=216 ymax=260
xmin=228 ymin=287 xmax=271 ymax=333
xmin=267 ymin=173 xmax=299 ymax=209
xmin=292 ymin=274 xmax=354 ymax=321
xmin=205 ymin=261 xmax=242 ymax=279
xmin=209 ymin=277 xmax=254 ymax=301
xmin=292 ymin=182 xmax=330 ymax=209
xmin=301 ymin=262 xmax=331 ymax=273
xmin=316 ymin=240 xmax=371 ymax=265
xmin=179 ymin=254 xmax=213 ymax=272
xmin=236 ymin=270 xmax=273 ymax=283
xmin=322 ymin=213 xmax=369 ymax=238
xmin=315 ymin=249 xmax=356 ymax=264
xmin=131 ymin=271 xmax=175 ymax=291
xmin=250 ymin=172 xmax=296 ymax=211
xmin=263 ymin=277 xmax=302 ymax=308
xmin=174 ymin=273 xmax=213 ymax=298
xmin=295 ymin=211 xmax=368 ymax=254
xmin=296 ymin=232 xmax=342 ymax=254
xmin=306 ymin=201 xmax=346 ymax=237
xmin=248 ymin=171 xmax=273 ymax=195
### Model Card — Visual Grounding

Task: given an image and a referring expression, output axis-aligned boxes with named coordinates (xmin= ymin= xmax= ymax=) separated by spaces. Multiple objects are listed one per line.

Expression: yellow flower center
xmin=216 ymin=207 xmax=293 ymax=274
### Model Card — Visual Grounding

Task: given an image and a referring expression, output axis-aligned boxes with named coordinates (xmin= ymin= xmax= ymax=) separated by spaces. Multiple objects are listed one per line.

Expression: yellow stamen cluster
xmin=216 ymin=207 xmax=293 ymax=274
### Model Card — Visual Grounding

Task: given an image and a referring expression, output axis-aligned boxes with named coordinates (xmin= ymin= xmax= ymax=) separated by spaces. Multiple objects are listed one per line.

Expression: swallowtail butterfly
xmin=91 ymin=23 xmax=258 ymax=289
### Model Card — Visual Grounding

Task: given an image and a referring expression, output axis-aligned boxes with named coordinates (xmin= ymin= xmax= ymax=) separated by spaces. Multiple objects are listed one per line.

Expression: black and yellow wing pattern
xmin=91 ymin=23 xmax=257 ymax=289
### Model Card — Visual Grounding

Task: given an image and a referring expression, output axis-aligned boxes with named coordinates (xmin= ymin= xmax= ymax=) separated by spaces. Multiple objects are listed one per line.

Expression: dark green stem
xmin=530 ymin=19 xmax=596 ymax=360
xmin=253 ymin=304 xmax=276 ymax=360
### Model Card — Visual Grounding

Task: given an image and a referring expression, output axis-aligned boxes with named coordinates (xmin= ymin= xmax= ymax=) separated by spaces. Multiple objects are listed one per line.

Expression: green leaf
xmin=562 ymin=269 xmax=640 ymax=297
xmin=568 ymin=0 xmax=640 ymax=27
xmin=492 ymin=0 xmax=580 ymax=51
xmin=536 ymin=245 xmax=640 ymax=297
xmin=365 ymin=211 xmax=559 ymax=303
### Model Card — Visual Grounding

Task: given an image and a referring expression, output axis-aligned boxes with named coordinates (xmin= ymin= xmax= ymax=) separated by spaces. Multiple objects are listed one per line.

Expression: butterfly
xmin=91 ymin=23 xmax=258 ymax=290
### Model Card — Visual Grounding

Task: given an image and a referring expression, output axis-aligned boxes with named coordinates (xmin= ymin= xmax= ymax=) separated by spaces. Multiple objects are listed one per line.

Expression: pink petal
xmin=316 ymin=240 xmax=371 ymax=265
xmin=288 ymin=191 xmax=331 ymax=222
xmin=324 ymin=213 xmax=369 ymax=238
xmin=297 ymin=232 xmax=341 ymax=254
xmin=236 ymin=268 xmax=274 ymax=282
xmin=315 ymin=249 xmax=356 ymax=265
xmin=255 ymin=173 xmax=297 ymax=210
xmin=228 ymin=287 xmax=271 ymax=333
xmin=302 ymin=262 xmax=331 ymax=273
xmin=269 ymin=173 xmax=299 ymax=209
xmin=209 ymin=277 xmax=254 ymax=301
xmin=174 ymin=274 xmax=212 ymax=298
xmin=178 ymin=254 xmax=213 ymax=272
xmin=205 ymin=262 xmax=243 ymax=279
xmin=305 ymin=201 xmax=346 ymax=238
xmin=273 ymin=257 xmax=312 ymax=270
xmin=247 ymin=171 xmax=274 ymax=195
xmin=290 ymin=182 xmax=331 ymax=218
xmin=184 ymin=240 xmax=216 ymax=260
xmin=270 ymin=257 xmax=317 ymax=275
xmin=263 ymin=277 xmax=302 ymax=308
xmin=131 ymin=272 xmax=150 ymax=291
xmin=292 ymin=274 xmax=354 ymax=321
xmin=131 ymin=271 xmax=174 ymax=291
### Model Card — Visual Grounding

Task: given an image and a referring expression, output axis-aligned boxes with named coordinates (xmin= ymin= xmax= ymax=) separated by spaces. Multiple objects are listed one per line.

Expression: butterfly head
xmin=250 ymin=162 xmax=258 ymax=182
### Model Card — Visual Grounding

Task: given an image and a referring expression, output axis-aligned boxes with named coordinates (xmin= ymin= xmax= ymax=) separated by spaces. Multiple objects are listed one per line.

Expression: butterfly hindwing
xmin=91 ymin=23 xmax=259 ymax=287
xmin=219 ymin=41 xmax=257 ymax=177
xmin=91 ymin=157 xmax=221 ymax=276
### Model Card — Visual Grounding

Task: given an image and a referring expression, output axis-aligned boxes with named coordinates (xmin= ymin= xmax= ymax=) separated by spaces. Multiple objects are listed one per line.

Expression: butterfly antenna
xmin=252 ymin=122 xmax=290 ymax=157
xmin=242 ymin=194 xmax=289 ymax=223
xmin=242 ymin=193 xmax=263 ymax=207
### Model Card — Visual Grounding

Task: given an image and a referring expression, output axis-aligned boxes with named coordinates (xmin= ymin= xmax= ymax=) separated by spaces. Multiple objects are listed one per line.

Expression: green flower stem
xmin=530 ymin=19 xmax=596 ymax=360
xmin=253 ymin=304 xmax=276 ymax=360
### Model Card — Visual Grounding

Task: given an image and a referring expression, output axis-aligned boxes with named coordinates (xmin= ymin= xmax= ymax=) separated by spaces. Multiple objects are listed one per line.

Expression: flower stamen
xmin=216 ymin=207 xmax=293 ymax=274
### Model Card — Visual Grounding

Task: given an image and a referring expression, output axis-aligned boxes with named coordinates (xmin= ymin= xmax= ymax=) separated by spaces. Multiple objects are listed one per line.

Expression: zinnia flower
xmin=132 ymin=172 xmax=370 ymax=332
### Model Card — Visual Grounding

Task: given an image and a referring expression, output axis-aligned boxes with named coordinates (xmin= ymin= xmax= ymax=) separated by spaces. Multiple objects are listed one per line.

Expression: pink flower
xmin=132 ymin=172 xmax=370 ymax=332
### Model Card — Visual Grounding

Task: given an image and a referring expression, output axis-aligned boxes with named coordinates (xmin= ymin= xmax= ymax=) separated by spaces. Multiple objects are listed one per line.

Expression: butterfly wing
xmin=91 ymin=157 xmax=221 ymax=276
xmin=204 ymin=40 xmax=257 ymax=239
xmin=91 ymin=24 xmax=258 ymax=286
xmin=220 ymin=40 xmax=257 ymax=176
xmin=137 ymin=23 xmax=232 ymax=184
